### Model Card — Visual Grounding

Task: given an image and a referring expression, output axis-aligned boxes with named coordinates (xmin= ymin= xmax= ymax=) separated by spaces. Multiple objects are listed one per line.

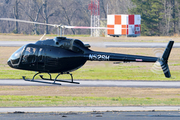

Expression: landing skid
xmin=23 ymin=77 xmax=62 ymax=85
xmin=22 ymin=72 xmax=79 ymax=85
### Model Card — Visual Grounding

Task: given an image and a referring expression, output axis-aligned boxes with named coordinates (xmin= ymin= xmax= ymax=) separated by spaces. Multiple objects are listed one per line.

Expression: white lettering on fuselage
xmin=89 ymin=54 xmax=110 ymax=61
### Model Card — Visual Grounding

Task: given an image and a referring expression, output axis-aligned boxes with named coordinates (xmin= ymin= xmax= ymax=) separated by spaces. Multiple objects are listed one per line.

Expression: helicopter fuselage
xmin=7 ymin=37 xmax=159 ymax=74
xmin=8 ymin=43 xmax=88 ymax=73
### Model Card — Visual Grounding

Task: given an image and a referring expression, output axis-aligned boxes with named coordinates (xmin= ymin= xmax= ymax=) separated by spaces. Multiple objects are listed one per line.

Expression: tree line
xmin=130 ymin=0 xmax=180 ymax=36
xmin=0 ymin=0 xmax=179 ymax=36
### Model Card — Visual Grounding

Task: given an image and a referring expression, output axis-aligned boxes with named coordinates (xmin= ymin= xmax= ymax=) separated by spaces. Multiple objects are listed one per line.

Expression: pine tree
xmin=129 ymin=0 xmax=164 ymax=36
xmin=170 ymin=0 xmax=180 ymax=34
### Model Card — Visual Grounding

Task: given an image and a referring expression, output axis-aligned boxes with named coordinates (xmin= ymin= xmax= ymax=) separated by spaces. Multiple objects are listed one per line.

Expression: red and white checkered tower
xmin=88 ymin=0 xmax=100 ymax=37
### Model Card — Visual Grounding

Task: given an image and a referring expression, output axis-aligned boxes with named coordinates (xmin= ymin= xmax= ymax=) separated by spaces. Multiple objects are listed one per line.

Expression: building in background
xmin=107 ymin=14 xmax=141 ymax=37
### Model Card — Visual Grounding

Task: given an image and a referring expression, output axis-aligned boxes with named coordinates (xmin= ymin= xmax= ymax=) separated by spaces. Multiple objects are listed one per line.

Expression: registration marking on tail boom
xmin=89 ymin=54 xmax=110 ymax=61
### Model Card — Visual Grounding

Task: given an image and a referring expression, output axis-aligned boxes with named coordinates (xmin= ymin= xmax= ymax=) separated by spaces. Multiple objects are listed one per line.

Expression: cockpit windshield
xmin=9 ymin=46 xmax=25 ymax=65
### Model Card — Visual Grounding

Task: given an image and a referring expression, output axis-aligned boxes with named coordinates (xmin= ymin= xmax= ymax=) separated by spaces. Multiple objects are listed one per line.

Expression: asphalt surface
xmin=1 ymin=41 xmax=180 ymax=48
xmin=0 ymin=79 xmax=180 ymax=88
xmin=1 ymin=109 xmax=180 ymax=120
xmin=1 ymin=106 xmax=180 ymax=113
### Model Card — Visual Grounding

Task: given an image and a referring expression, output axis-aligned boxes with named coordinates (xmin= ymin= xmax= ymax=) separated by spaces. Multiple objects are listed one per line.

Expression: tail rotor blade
xmin=153 ymin=48 xmax=164 ymax=58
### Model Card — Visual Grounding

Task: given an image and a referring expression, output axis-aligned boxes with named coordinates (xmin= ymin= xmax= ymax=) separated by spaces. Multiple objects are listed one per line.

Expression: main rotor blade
xmin=0 ymin=18 xmax=58 ymax=27
xmin=65 ymin=26 xmax=114 ymax=29
xmin=65 ymin=26 xmax=130 ymax=30
xmin=0 ymin=18 xmax=114 ymax=30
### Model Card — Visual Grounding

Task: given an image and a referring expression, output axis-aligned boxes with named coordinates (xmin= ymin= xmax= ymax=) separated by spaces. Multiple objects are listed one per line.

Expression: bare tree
xmin=18 ymin=0 xmax=44 ymax=34
xmin=13 ymin=0 xmax=20 ymax=33
xmin=58 ymin=0 xmax=84 ymax=34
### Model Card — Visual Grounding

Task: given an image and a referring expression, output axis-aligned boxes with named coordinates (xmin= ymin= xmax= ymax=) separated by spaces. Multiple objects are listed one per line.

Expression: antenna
xmin=88 ymin=0 xmax=100 ymax=37
xmin=40 ymin=33 xmax=46 ymax=40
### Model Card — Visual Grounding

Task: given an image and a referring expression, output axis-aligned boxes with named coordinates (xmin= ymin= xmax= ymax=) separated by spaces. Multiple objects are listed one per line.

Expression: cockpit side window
xmin=22 ymin=47 xmax=37 ymax=63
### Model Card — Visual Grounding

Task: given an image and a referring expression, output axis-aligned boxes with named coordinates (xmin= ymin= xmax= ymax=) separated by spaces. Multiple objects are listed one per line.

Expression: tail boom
xmin=86 ymin=40 xmax=174 ymax=78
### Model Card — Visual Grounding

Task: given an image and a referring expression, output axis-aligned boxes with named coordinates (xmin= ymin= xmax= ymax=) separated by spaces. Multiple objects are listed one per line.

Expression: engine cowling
xmin=36 ymin=37 xmax=90 ymax=53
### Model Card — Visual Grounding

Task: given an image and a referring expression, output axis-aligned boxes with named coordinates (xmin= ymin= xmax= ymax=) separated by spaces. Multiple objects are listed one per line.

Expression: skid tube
xmin=22 ymin=72 xmax=79 ymax=85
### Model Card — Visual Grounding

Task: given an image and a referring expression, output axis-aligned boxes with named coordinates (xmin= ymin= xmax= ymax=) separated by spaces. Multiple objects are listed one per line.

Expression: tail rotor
xmin=151 ymin=40 xmax=174 ymax=78
xmin=151 ymin=47 xmax=164 ymax=75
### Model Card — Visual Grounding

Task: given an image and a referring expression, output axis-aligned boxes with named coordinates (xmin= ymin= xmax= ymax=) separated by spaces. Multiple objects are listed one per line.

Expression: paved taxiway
xmin=0 ymin=79 xmax=180 ymax=88
xmin=1 ymin=111 xmax=180 ymax=120
xmin=1 ymin=41 xmax=180 ymax=48
xmin=1 ymin=106 xmax=180 ymax=113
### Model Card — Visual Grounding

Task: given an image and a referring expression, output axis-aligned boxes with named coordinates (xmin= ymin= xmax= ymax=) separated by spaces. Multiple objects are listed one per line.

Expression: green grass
xmin=1 ymin=64 xmax=180 ymax=80
xmin=171 ymin=63 xmax=180 ymax=66
xmin=0 ymin=95 xmax=179 ymax=107
xmin=74 ymin=66 xmax=179 ymax=80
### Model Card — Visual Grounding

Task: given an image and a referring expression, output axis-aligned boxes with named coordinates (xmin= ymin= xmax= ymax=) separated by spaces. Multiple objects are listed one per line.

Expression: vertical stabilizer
xmin=160 ymin=40 xmax=174 ymax=78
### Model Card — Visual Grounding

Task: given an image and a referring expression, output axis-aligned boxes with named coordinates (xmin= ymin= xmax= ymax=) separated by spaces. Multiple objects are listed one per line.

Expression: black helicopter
xmin=7 ymin=36 xmax=174 ymax=84
xmin=0 ymin=18 xmax=174 ymax=85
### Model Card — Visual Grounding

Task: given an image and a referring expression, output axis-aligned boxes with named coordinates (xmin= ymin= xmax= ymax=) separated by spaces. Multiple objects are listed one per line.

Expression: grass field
xmin=0 ymin=34 xmax=180 ymax=107
xmin=0 ymin=87 xmax=180 ymax=107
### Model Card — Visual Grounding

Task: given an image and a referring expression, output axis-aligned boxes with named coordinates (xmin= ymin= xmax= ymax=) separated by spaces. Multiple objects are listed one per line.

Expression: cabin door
xmin=37 ymin=48 xmax=45 ymax=71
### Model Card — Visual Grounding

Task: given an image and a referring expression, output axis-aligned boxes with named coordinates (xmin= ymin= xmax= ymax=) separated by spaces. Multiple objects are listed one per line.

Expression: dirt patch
xmin=0 ymin=47 xmax=19 ymax=69
xmin=0 ymin=34 xmax=180 ymax=42
xmin=0 ymin=86 xmax=180 ymax=99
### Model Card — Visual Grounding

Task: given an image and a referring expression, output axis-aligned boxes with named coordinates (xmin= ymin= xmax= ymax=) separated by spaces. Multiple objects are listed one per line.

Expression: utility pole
xmin=88 ymin=0 xmax=100 ymax=37
xmin=43 ymin=0 xmax=48 ymax=34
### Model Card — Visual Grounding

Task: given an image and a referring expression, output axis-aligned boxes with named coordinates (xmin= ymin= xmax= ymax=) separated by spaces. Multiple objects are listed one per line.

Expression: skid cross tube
xmin=54 ymin=72 xmax=79 ymax=84
xmin=39 ymin=73 xmax=52 ymax=80
xmin=22 ymin=72 xmax=41 ymax=81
